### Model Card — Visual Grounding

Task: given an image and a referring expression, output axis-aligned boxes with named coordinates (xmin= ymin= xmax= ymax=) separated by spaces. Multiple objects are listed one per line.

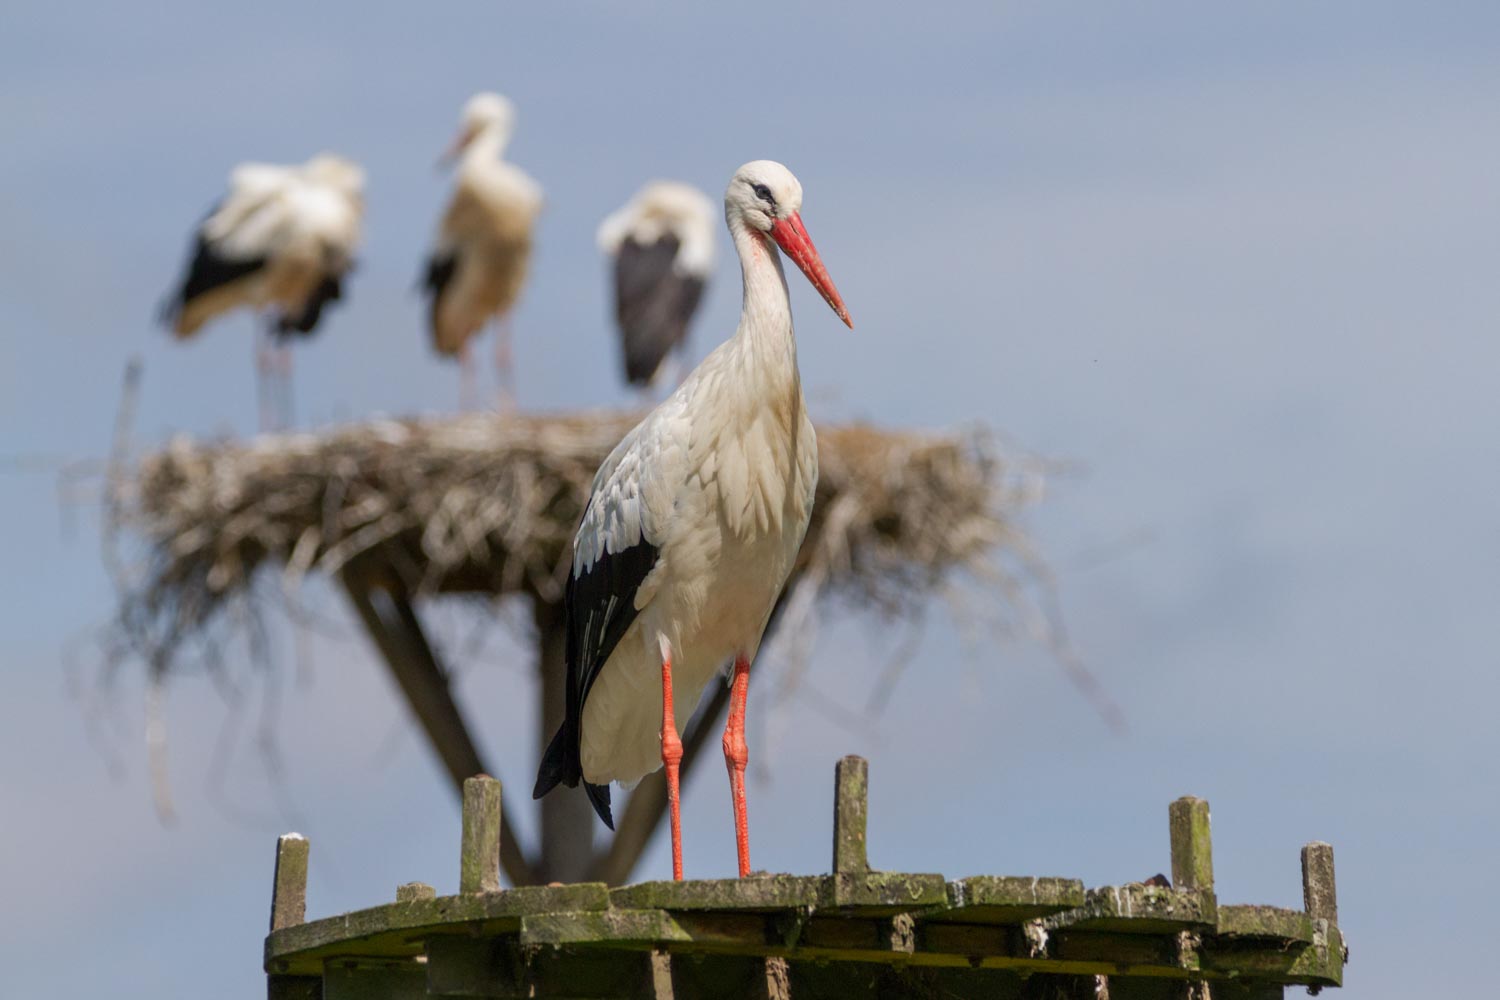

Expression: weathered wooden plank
xmin=322 ymin=960 xmax=427 ymax=1000
xmin=266 ymin=884 xmax=610 ymax=972
xmin=825 ymin=870 xmax=949 ymax=912
xmin=1169 ymin=797 xmax=1214 ymax=892
xmin=271 ymin=834 xmax=310 ymax=932
xmin=1301 ymin=842 xmax=1338 ymax=924
xmin=1202 ymin=923 xmax=1343 ymax=986
xmin=396 ymin=882 xmax=436 ymax=903
xmin=461 ymin=775 xmax=503 ymax=894
xmin=612 ymin=875 xmax=825 ymax=912
xmin=519 ymin=908 xmax=690 ymax=947
xmin=1217 ymin=905 xmax=1315 ymax=943
xmin=833 ymin=756 xmax=870 ymax=874
xmin=669 ymin=911 xmax=771 ymax=948
xmin=267 ymin=974 xmax=322 ymax=1000
xmin=426 ymin=936 xmax=524 ymax=998
xmin=926 ymin=876 xmax=1087 ymax=924
xmin=1042 ymin=884 xmax=1216 ymax=934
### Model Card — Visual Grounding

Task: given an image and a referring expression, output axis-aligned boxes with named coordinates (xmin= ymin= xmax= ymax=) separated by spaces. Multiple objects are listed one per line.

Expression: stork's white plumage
xmin=163 ymin=153 xmax=364 ymax=428
xmin=535 ymin=160 xmax=851 ymax=880
xmin=165 ymin=154 xmax=364 ymax=339
xmin=422 ymin=93 xmax=543 ymax=404
xmin=597 ymin=181 xmax=717 ymax=388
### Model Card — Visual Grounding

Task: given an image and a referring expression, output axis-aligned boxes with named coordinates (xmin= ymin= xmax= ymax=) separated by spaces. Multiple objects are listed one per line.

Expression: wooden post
xmin=398 ymin=882 xmax=436 ymax=902
xmin=1168 ymin=797 xmax=1214 ymax=891
xmin=462 ymin=775 xmax=503 ymax=893
xmin=1301 ymin=841 xmax=1337 ymax=923
xmin=833 ymin=755 xmax=869 ymax=874
xmin=270 ymin=833 xmax=309 ymax=932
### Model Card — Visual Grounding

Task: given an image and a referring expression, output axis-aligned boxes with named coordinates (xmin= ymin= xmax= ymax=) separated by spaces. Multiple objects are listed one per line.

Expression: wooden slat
xmin=927 ymin=876 xmax=1086 ymax=924
xmin=461 ymin=775 xmax=503 ymax=894
xmin=1301 ymin=841 xmax=1338 ymax=924
xmin=271 ymin=834 xmax=310 ymax=932
xmin=833 ymin=756 xmax=870 ymax=875
xmin=1168 ymin=797 xmax=1214 ymax=891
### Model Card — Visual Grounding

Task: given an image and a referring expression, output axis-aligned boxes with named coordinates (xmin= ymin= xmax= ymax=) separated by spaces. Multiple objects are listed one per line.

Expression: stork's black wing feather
xmin=533 ymin=530 xmax=660 ymax=830
xmin=422 ymin=251 xmax=458 ymax=348
xmin=275 ymin=271 xmax=346 ymax=339
xmin=162 ymin=224 xmax=267 ymax=327
xmin=614 ymin=235 xmax=706 ymax=386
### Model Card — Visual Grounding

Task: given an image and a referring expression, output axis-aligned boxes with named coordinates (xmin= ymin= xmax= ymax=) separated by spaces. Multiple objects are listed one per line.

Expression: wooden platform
xmin=264 ymin=758 xmax=1344 ymax=999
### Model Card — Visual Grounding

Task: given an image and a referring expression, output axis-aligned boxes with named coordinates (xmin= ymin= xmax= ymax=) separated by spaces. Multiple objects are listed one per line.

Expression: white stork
xmin=534 ymin=160 xmax=851 ymax=880
xmin=422 ymin=92 xmax=543 ymax=408
xmin=596 ymin=181 xmax=716 ymax=390
xmin=163 ymin=154 xmax=364 ymax=429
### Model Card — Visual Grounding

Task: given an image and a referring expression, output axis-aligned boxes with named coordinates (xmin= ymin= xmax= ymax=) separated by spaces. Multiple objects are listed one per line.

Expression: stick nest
xmin=109 ymin=411 xmax=1044 ymax=663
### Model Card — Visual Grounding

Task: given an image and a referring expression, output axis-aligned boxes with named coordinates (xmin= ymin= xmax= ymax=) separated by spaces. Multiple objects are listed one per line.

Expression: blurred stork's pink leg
xmin=458 ymin=342 xmax=477 ymax=412
xmin=275 ymin=343 xmax=295 ymax=429
xmin=255 ymin=324 xmax=276 ymax=433
xmin=493 ymin=318 xmax=516 ymax=413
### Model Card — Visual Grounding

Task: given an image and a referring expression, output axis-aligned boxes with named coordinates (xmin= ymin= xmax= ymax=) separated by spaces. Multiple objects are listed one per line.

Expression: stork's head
xmin=442 ymin=92 xmax=516 ymax=163
xmin=727 ymin=160 xmax=851 ymax=328
xmin=303 ymin=154 xmax=365 ymax=197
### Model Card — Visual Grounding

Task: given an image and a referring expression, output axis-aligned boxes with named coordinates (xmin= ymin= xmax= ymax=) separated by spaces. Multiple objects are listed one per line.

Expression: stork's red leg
xmin=660 ymin=647 xmax=685 ymax=881
xmin=493 ymin=318 xmax=516 ymax=413
xmin=723 ymin=653 xmax=751 ymax=877
xmin=255 ymin=324 xmax=276 ymax=433
xmin=458 ymin=343 xmax=476 ymax=412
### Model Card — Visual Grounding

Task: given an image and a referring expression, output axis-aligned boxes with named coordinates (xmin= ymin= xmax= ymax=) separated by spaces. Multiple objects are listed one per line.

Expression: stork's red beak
xmin=437 ymin=125 xmax=476 ymax=167
xmin=770 ymin=212 xmax=852 ymax=328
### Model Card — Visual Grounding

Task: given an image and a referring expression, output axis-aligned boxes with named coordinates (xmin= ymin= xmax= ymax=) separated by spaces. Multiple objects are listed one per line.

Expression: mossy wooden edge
xmin=613 ymin=872 xmax=948 ymax=916
xmin=825 ymin=871 xmax=949 ymax=912
xmin=611 ymin=875 xmax=826 ymax=911
xmin=1042 ymin=884 xmax=1217 ymax=934
xmin=1204 ymin=922 xmax=1343 ymax=986
xmin=264 ymin=883 xmax=609 ymax=972
xmin=1216 ymin=904 xmax=1315 ymax=943
xmin=520 ymin=908 xmax=691 ymax=946
xmin=925 ymin=876 xmax=1087 ymax=923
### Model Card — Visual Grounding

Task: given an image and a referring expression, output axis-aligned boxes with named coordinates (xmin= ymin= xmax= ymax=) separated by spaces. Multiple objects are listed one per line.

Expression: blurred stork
xmin=422 ymin=93 xmax=543 ymax=409
xmin=597 ymin=181 xmax=716 ymax=391
xmin=534 ymin=161 xmax=851 ymax=880
xmin=163 ymin=154 xmax=364 ymax=430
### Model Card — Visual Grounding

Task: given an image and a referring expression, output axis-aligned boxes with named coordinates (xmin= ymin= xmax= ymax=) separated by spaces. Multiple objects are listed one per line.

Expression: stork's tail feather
xmin=533 ymin=725 xmax=615 ymax=830
xmin=533 ymin=725 xmax=576 ymax=798
xmin=585 ymin=781 xmax=614 ymax=830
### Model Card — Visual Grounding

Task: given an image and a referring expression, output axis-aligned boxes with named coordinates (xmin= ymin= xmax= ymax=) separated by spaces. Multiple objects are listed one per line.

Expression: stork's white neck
xmin=729 ymin=215 xmax=798 ymax=381
xmin=462 ymin=126 xmax=509 ymax=170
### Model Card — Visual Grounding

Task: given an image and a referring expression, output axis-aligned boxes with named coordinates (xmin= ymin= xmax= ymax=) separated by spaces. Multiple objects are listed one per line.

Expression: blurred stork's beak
xmin=770 ymin=212 xmax=852 ymax=328
xmin=437 ymin=125 xmax=476 ymax=168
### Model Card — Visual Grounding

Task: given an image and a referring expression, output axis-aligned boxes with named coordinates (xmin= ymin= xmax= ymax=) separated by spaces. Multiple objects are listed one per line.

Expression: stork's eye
xmin=751 ymin=182 xmax=774 ymax=204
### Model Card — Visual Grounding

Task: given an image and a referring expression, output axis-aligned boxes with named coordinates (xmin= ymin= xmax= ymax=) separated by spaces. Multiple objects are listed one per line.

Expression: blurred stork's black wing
xmin=162 ymin=219 xmax=267 ymax=329
xmin=422 ymin=250 xmax=458 ymax=347
xmin=275 ymin=271 xmax=346 ymax=339
xmin=613 ymin=235 xmax=706 ymax=386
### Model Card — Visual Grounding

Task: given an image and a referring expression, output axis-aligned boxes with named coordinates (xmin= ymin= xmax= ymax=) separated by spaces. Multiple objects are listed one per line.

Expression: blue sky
xmin=3 ymin=2 xmax=1498 ymax=996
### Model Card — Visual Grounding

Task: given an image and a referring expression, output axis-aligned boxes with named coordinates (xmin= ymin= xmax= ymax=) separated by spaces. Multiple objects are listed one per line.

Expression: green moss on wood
xmin=519 ymin=909 xmax=690 ymax=946
xmin=1216 ymin=905 xmax=1315 ymax=943
xmin=1042 ymin=884 xmax=1217 ymax=935
xmin=928 ymin=876 xmax=1087 ymax=923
